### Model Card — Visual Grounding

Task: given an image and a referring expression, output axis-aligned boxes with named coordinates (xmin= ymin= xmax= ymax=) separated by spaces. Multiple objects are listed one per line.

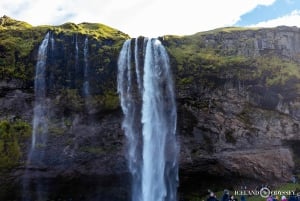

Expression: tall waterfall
xmin=50 ymin=33 xmax=55 ymax=51
xmin=48 ymin=33 xmax=55 ymax=90
xmin=118 ymin=38 xmax=178 ymax=201
xmin=75 ymin=34 xmax=79 ymax=74
xmin=31 ymin=32 xmax=50 ymax=151
xmin=22 ymin=32 xmax=50 ymax=201
xmin=83 ymin=37 xmax=90 ymax=97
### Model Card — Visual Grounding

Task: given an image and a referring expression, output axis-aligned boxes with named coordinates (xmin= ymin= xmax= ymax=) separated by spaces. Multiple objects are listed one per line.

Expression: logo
xmin=234 ymin=187 xmax=294 ymax=198
xmin=260 ymin=187 xmax=270 ymax=198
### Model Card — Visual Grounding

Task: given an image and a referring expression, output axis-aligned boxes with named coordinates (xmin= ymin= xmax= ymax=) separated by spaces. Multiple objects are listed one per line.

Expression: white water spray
xmin=31 ymin=32 xmax=50 ymax=150
xmin=83 ymin=37 xmax=90 ymax=97
xmin=22 ymin=32 xmax=50 ymax=201
xmin=75 ymin=34 xmax=79 ymax=74
xmin=118 ymin=38 xmax=178 ymax=201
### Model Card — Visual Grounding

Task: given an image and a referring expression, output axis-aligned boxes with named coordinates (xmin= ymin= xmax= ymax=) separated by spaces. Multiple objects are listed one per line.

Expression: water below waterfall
xmin=118 ymin=38 xmax=178 ymax=201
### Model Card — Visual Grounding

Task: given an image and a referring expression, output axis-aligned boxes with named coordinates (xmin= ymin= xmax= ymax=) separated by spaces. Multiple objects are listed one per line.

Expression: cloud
xmin=248 ymin=10 xmax=300 ymax=28
xmin=0 ymin=0 xmax=277 ymax=37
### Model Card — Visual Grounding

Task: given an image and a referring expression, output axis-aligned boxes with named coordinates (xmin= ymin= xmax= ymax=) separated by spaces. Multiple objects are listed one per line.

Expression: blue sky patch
xmin=236 ymin=0 xmax=300 ymax=26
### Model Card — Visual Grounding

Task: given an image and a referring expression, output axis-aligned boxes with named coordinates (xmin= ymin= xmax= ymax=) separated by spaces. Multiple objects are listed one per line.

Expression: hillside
xmin=1 ymin=16 xmax=300 ymax=200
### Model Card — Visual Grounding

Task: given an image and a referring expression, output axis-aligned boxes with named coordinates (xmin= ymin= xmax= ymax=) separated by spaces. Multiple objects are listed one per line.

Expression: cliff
xmin=163 ymin=27 xmax=300 ymax=196
xmin=1 ymin=16 xmax=300 ymax=200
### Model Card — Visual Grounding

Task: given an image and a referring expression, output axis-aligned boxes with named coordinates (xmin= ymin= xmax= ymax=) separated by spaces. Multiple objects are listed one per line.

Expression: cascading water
xmin=75 ymin=34 xmax=79 ymax=75
xmin=118 ymin=38 xmax=178 ymax=201
xmin=83 ymin=37 xmax=90 ymax=97
xmin=134 ymin=38 xmax=142 ymax=92
xmin=50 ymin=33 xmax=55 ymax=51
xmin=30 ymin=32 xmax=50 ymax=153
xmin=48 ymin=33 xmax=55 ymax=90
xmin=22 ymin=32 xmax=50 ymax=201
xmin=118 ymin=39 xmax=142 ymax=201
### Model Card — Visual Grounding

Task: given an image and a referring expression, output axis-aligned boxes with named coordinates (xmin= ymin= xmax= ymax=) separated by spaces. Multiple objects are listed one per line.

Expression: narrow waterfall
xmin=50 ymin=33 xmax=55 ymax=51
xmin=134 ymin=38 xmax=142 ymax=92
xmin=118 ymin=39 xmax=142 ymax=201
xmin=22 ymin=32 xmax=50 ymax=201
xmin=118 ymin=38 xmax=178 ymax=201
xmin=83 ymin=37 xmax=90 ymax=97
xmin=48 ymin=33 xmax=55 ymax=90
xmin=75 ymin=34 xmax=79 ymax=74
xmin=30 ymin=32 xmax=50 ymax=152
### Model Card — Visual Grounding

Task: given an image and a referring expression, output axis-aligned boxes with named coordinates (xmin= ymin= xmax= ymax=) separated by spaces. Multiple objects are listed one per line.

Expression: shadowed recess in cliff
xmin=118 ymin=37 xmax=179 ymax=201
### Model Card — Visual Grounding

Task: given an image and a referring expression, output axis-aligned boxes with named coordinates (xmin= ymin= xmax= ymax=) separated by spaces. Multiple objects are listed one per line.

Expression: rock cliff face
xmin=163 ymin=26 xmax=300 ymax=196
xmin=1 ymin=16 xmax=300 ymax=200
xmin=201 ymin=26 xmax=300 ymax=60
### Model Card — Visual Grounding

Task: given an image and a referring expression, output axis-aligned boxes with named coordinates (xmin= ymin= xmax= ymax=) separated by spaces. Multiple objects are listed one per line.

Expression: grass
xmin=0 ymin=15 xmax=32 ymax=30
xmin=52 ymin=21 xmax=129 ymax=40
xmin=0 ymin=15 xmax=129 ymax=81
xmin=0 ymin=119 xmax=31 ymax=171
xmin=163 ymin=26 xmax=300 ymax=97
xmin=80 ymin=146 xmax=105 ymax=155
xmin=189 ymin=27 xmax=262 ymax=36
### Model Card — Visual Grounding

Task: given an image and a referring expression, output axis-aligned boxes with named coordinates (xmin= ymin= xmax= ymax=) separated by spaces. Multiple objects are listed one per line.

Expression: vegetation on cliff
xmin=0 ymin=15 xmax=129 ymax=83
xmin=0 ymin=119 xmax=31 ymax=171
xmin=163 ymin=26 xmax=300 ymax=105
xmin=0 ymin=15 xmax=128 ymax=115
xmin=166 ymin=28 xmax=299 ymax=79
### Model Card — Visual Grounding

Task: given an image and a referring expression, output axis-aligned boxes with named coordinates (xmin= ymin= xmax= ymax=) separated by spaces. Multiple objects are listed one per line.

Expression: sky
xmin=1 ymin=0 xmax=300 ymax=37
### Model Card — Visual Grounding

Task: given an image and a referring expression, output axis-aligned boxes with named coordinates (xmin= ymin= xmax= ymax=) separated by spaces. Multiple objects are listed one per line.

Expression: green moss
xmin=198 ymin=26 xmax=261 ymax=35
xmin=0 ymin=119 xmax=31 ymax=171
xmin=179 ymin=77 xmax=193 ymax=85
xmin=11 ymin=120 xmax=31 ymax=138
xmin=0 ymin=26 xmax=49 ymax=80
xmin=277 ymin=183 xmax=300 ymax=192
xmin=0 ymin=15 xmax=32 ymax=29
xmin=164 ymin=28 xmax=300 ymax=95
xmin=56 ymin=89 xmax=84 ymax=113
xmin=64 ymin=118 xmax=72 ymax=128
xmin=103 ymin=90 xmax=119 ymax=110
xmin=88 ymin=90 xmax=119 ymax=111
xmin=52 ymin=21 xmax=129 ymax=41
xmin=254 ymin=57 xmax=300 ymax=86
xmin=80 ymin=146 xmax=104 ymax=155
xmin=0 ymin=16 xmax=129 ymax=82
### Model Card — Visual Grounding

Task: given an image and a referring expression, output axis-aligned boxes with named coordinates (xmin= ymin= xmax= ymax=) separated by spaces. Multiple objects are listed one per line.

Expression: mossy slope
xmin=0 ymin=15 xmax=129 ymax=83
xmin=163 ymin=26 xmax=300 ymax=107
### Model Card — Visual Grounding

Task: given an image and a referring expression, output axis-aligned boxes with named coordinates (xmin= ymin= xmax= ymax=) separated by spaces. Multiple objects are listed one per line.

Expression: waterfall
xmin=22 ymin=32 xmax=50 ymax=201
xmin=118 ymin=38 xmax=178 ymax=201
xmin=49 ymin=33 xmax=55 ymax=90
xmin=75 ymin=34 xmax=79 ymax=75
xmin=50 ymin=33 xmax=55 ymax=51
xmin=31 ymin=32 xmax=50 ymax=151
xmin=118 ymin=39 xmax=142 ymax=201
xmin=83 ymin=37 xmax=90 ymax=97
xmin=134 ymin=38 xmax=142 ymax=92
